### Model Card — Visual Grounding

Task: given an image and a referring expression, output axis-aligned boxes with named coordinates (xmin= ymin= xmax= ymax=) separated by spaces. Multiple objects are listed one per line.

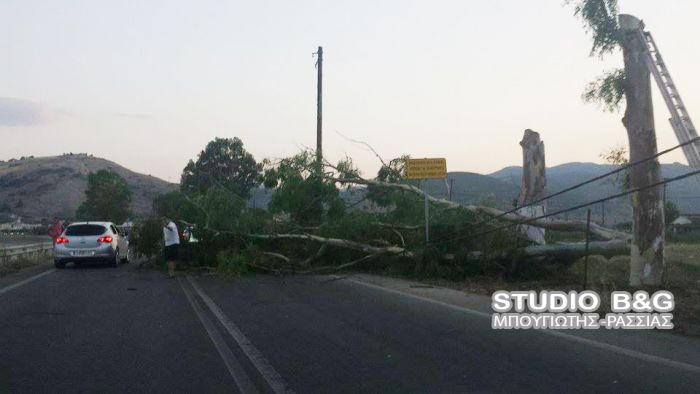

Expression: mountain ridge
xmin=3 ymin=155 xmax=700 ymax=224
xmin=0 ymin=154 xmax=177 ymax=222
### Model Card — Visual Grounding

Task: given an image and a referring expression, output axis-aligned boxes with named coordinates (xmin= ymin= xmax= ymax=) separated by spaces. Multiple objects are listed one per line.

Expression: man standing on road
xmin=163 ymin=218 xmax=180 ymax=278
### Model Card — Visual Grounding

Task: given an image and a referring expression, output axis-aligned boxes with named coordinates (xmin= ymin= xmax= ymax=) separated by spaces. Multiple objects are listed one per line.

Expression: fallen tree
xmin=460 ymin=239 xmax=630 ymax=265
xmin=143 ymin=141 xmax=634 ymax=277
xmin=520 ymin=239 xmax=630 ymax=259
xmin=331 ymin=175 xmax=628 ymax=241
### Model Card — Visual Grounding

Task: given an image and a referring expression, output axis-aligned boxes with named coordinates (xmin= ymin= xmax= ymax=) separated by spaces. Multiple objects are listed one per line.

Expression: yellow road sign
xmin=405 ymin=158 xmax=447 ymax=179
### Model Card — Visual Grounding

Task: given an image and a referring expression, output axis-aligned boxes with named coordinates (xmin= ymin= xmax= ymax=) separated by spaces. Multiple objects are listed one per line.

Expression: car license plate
xmin=71 ymin=250 xmax=95 ymax=257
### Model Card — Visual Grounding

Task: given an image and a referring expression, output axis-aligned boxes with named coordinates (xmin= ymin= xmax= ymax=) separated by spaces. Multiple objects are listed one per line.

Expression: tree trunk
xmin=619 ymin=14 xmax=665 ymax=286
xmin=462 ymin=240 xmax=629 ymax=264
xmin=248 ymin=233 xmax=412 ymax=257
xmin=520 ymin=240 xmax=629 ymax=259
xmin=518 ymin=129 xmax=546 ymax=244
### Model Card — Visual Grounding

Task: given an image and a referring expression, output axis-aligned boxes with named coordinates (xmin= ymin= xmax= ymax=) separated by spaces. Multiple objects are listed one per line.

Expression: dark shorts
xmin=164 ymin=244 xmax=179 ymax=261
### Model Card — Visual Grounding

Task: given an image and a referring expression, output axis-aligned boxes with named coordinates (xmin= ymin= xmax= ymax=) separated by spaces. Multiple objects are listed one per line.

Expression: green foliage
xmin=665 ymin=201 xmax=680 ymax=225
xmin=131 ymin=216 xmax=163 ymax=261
xmin=216 ymin=249 xmax=250 ymax=276
xmin=264 ymin=151 xmax=345 ymax=226
xmin=181 ymin=137 xmax=261 ymax=198
xmin=376 ymin=156 xmax=408 ymax=183
xmin=319 ymin=211 xmax=390 ymax=243
xmin=600 ymin=145 xmax=629 ymax=190
xmin=583 ymin=69 xmax=625 ymax=112
xmin=199 ymin=185 xmax=246 ymax=232
xmin=568 ymin=0 xmax=626 ymax=111
xmin=568 ymin=0 xmax=620 ymax=57
xmin=153 ymin=191 xmax=200 ymax=223
xmin=238 ymin=208 xmax=274 ymax=235
xmin=368 ymin=155 xmax=418 ymax=207
xmin=145 ymin=145 xmax=539 ymax=278
xmin=76 ymin=169 xmax=131 ymax=223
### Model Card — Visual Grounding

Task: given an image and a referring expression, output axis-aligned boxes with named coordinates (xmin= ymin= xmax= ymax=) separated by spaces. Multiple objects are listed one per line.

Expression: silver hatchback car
xmin=54 ymin=222 xmax=129 ymax=268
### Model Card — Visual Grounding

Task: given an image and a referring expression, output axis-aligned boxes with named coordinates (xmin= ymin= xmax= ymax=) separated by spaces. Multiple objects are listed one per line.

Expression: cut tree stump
xmin=518 ymin=129 xmax=546 ymax=245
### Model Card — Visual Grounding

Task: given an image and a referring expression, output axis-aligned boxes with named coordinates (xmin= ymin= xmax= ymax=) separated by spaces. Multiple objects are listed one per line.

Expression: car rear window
xmin=65 ymin=225 xmax=107 ymax=236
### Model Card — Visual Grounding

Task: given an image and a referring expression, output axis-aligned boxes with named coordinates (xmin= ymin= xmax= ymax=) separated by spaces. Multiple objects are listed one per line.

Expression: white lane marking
xmin=0 ymin=269 xmax=55 ymax=296
xmin=344 ymin=276 xmax=700 ymax=374
xmin=179 ymin=278 xmax=259 ymax=393
xmin=187 ymin=275 xmax=293 ymax=394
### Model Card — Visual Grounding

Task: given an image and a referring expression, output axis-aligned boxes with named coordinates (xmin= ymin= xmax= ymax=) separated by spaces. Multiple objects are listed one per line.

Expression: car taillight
xmin=56 ymin=237 xmax=69 ymax=244
xmin=98 ymin=236 xmax=113 ymax=243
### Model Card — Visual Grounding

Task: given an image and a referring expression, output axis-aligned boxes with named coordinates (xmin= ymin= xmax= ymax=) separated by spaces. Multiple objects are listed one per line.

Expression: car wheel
xmin=54 ymin=260 xmax=66 ymax=269
xmin=109 ymin=250 xmax=119 ymax=268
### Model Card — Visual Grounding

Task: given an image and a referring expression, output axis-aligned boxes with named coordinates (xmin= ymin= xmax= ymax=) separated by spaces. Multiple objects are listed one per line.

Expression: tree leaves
xmin=582 ymin=68 xmax=625 ymax=112
xmin=568 ymin=0 xmax=620 ymax=57
xmin=75 ymin=169 xmax=132 ymax=223
xmin=264 ymin=151 xmax=345 ymax=226
xmin=180 ymin=137 xmax=261 ymax=199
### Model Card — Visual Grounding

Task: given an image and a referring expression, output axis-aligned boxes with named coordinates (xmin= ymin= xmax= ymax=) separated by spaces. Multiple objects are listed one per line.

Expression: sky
xmin=1 ymin=0 xmax=700 ymax=183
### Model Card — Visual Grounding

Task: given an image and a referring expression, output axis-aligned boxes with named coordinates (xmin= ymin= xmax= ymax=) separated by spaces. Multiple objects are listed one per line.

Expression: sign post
xmin=405 ymin=158 xmax=447 ymax=246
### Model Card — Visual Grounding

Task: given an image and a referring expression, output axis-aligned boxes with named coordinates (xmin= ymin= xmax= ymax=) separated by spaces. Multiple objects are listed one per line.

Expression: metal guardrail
xmin=0 ymin=242 xmax=53 ymax=263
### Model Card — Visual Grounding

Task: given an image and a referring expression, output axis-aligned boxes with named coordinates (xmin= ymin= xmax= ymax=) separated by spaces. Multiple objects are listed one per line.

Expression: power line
xmin=429 ymin=168 xmax=700 ymax=247
xmin=469 ymin=135 xmax=700 ymax=229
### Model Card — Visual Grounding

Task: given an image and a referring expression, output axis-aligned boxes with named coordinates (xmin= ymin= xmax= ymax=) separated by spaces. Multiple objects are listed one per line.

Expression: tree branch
xmin=248 ymin=232 xmax=413 ymax=257
xmin=329 ymin=175 xmax=628 ymax=240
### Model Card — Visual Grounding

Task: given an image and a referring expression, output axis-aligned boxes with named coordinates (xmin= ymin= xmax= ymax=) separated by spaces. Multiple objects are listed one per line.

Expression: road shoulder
xmin=0 ymin=260 xmax=54 ymax=293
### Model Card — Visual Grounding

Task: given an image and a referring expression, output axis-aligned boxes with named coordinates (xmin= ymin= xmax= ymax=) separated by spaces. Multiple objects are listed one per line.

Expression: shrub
xmin=132 ymin=217 xmax=162 ymax=262
xmin=217 ymin=249 xmax=249 ymax=276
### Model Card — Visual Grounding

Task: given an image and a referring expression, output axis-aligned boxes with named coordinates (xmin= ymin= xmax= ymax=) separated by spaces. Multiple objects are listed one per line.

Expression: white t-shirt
xmin=163 ymin=221 xmax=180 ymax=246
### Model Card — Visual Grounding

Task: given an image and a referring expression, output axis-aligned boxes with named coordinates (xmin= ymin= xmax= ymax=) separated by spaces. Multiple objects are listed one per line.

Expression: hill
xmin=488 ymin=162 xmax=700 ymax=223
xmin=4 ymin=155 xmax=698 ymax=226
xmin=0 ymin=154 xmax=177 ymax=222
xmin=424 ymin=171 xmax=518 ymax=207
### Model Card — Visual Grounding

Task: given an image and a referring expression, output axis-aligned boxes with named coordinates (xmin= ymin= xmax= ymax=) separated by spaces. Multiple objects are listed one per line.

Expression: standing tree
xmin=76 ymin=169 xmax=132 ymax=223
xmin=181 ymin=137 xmax=261 ymax=198
xmin=569 ymin=0 xmax=665 ymax=286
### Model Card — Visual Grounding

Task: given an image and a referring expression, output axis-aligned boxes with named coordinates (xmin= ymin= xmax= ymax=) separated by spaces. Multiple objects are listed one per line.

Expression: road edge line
xmin=178 ymin=278 xmax=258 ymax=393
xmin=0 ymin=269 xmax=55 ymax=296
xmin=344 ymin=276 xmax=700 ymax=374
xmin=186 ymin=275 xmax=293 ymax=394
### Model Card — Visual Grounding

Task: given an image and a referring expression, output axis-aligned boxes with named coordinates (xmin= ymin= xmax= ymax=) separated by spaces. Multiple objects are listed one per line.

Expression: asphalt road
xmin=1 ymin=263 xmax=700 ymax=393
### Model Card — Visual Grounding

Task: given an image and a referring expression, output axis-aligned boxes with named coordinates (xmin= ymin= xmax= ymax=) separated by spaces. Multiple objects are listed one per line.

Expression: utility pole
xmin=314 ymin=46 xmax=323 ymax=169
xmin=601 ymin=200 xmax=606 ymax=226
xmin=449 ymin=179 xmax=454 ymax=201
